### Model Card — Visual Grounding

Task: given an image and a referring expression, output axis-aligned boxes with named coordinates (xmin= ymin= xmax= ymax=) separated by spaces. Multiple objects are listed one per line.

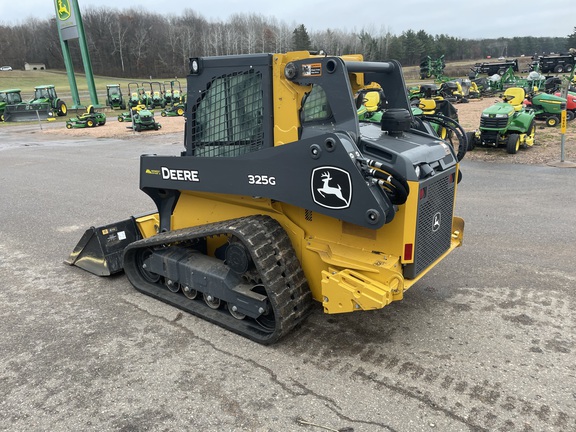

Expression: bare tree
xmin=108 ymin=14 xmax=129 ymax=74
xmin=0 ymin=6 xmax=569 ymax=77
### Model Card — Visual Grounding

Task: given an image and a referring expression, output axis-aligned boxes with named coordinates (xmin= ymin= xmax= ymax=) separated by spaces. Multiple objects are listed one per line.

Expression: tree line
xmin=0 ymin=7 xmax=573 ymax=79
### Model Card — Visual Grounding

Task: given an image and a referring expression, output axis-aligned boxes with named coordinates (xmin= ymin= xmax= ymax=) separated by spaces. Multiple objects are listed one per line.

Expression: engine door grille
xmin=404 ymin=169 xmax=456 ymax=279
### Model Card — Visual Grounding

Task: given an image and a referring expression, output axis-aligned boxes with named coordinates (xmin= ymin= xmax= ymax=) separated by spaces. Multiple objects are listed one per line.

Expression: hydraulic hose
xmin=422 ymin=114 xmax=468 ymax=162
xmin=364 ymin=159 xmax=410 ymax=206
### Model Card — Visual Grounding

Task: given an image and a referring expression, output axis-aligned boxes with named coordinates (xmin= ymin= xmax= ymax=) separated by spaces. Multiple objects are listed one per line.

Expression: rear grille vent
xmin=404 ymin=169 xmax=455 ymax=279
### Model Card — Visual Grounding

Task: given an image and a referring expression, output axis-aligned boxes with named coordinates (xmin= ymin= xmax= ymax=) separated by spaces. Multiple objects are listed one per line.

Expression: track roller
xmin=122 ymin=215 xmax=314 ymax=344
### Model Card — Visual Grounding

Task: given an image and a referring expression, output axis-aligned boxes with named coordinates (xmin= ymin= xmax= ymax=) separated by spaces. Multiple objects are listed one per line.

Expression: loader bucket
xmin=4 ymin=103 xmax=53 ymax=122
xmin=65 ymin=217 xmax=143 ymax=276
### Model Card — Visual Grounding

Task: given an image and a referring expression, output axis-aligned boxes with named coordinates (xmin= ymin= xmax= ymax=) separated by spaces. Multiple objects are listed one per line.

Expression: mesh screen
xmin=403 ymin=170 xmax=455 ymax=279
xmin=413 ymin=173 xmax=454 ymax=276
xmin=192 ymin=70 xmax=264 ymax=157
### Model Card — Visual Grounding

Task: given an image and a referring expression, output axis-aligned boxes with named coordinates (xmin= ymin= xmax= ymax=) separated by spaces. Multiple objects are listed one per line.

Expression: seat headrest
xmin=503 ymin=87 xmax=525 ymax=104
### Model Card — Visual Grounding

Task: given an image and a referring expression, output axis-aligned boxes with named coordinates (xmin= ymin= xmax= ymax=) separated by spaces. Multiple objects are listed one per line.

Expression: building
xmin=24 ymin=62 xmax=46 ymax=71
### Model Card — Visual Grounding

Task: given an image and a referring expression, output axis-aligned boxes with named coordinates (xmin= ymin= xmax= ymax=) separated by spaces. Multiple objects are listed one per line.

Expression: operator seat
xmin=363 ymin=91 xmax=381 ymax=112
xmin=418 ymin=98 xmax=437 ymax=115
xmin=503 ymin=88 xmax=525 ymax=111
xmin=79 ymin=105 xmax=95 ymax=119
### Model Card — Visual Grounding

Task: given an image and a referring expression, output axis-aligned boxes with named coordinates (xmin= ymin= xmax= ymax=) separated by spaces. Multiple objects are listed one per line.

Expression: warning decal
xmin=301 ymin=63 xmax=322 ymax=77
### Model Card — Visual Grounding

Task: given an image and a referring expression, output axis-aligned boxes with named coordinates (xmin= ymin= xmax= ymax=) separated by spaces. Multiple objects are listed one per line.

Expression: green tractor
xmin=106 ymin=84 xmax=126 ymax=110
xmin=467 ymin=87 xmax=536 ymax=154
xmin=29 ymin=85 xmax=67 ymax=116
xmin=523 ymin=90 xmax=567 ymax=127
xmin=2 ymin=85 xmax=65 ymax=122
xmin=0 ymin=88 xmax=23 ymax=121
xmin=66 ymin=105 xmax=107 ymax=129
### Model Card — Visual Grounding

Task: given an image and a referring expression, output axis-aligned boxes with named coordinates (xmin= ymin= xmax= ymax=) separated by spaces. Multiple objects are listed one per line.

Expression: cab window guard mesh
xmin=192 ymin=70 xmax=264 ymax=157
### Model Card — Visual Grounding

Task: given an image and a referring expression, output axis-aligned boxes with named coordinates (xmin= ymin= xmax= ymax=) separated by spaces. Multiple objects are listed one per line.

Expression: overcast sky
xmin=1 ymin=0 xmax=574 ymax=40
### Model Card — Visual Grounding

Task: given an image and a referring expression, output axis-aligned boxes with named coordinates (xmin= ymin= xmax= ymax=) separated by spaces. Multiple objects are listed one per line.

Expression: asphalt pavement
xmin=1 ymin=126 xmax=575 ymax=431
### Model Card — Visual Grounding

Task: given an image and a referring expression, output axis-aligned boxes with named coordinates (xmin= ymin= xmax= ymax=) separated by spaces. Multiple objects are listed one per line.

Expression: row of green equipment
xmin=408 ymin=80 xmax=481 ymax=105
xmin=107 ymin=80 xmax=185 ymax=111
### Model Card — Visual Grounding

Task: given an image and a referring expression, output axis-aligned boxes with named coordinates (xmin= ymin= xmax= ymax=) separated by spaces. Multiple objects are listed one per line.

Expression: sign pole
xmin=548 ymin=78 xmax=575 ymax=168
xmin=71 ymin=0 xmax=99 ymax=106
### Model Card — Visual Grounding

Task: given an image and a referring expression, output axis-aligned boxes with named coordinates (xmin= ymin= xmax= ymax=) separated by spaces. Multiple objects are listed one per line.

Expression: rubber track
xmin=123 ymin=215 xmax=314 ymax=344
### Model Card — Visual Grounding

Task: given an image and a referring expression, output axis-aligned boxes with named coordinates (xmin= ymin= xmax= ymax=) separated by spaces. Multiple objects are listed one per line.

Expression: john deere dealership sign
xmin=54 ymin=0 xmax=79 ymax=40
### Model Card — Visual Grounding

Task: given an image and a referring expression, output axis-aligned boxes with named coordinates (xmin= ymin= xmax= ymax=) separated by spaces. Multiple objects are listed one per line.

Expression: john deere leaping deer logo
xmin=432 ymin=212 xmax=442 ymax=233
xmin=311 ymin=167 xmax=352 ymax=209
xmin=57 ymin=0 xmax=71 ymax=21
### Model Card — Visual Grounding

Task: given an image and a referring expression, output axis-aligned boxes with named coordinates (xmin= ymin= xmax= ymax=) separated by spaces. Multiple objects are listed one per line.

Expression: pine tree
xmin=292 ymin=24 xmax=312 ymax=51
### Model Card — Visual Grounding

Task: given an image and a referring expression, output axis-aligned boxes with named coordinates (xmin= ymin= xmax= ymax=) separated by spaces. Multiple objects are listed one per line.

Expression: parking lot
xmin=1 ymin=126 xmax=575 ymax=431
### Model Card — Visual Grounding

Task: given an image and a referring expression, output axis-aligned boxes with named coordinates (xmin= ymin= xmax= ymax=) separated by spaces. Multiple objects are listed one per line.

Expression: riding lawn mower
xmin=523 ymin=90 xmax=567 ymax=127
xmin=66 ymin=105 xmax=106 ymax=129
xmin=467 ymin=87 xmax=536 ymax=154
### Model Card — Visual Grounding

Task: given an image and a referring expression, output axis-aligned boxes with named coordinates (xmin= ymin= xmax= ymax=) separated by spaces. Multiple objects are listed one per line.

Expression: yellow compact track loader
xmin=67 ymin=51 xmax=465 ymax=344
